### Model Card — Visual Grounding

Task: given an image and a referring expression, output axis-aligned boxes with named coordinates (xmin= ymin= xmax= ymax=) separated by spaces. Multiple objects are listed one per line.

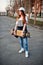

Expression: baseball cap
xmin=18 ymin=7 xmax=25 ymax=12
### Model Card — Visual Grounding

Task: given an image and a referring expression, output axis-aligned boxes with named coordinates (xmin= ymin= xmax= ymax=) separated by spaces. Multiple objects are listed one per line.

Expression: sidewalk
xmin=30 ymin=17 xmax=43 ymax=22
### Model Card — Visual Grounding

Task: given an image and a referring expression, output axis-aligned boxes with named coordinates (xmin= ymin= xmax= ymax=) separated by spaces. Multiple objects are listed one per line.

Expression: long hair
xmin=21 ymin=10 xmax=25 ymax=18
xmin=19 ymin=10 xmax=25 ymax=18
xmin=21 ymin=10 xmax=26 ymax=24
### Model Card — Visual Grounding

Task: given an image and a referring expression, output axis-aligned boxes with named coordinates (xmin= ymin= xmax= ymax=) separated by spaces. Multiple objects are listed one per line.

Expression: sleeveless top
xmin=15 ymin=16 xmax=28 ymax=33
xmin=16 ymin=16 xmax=28 ymax=26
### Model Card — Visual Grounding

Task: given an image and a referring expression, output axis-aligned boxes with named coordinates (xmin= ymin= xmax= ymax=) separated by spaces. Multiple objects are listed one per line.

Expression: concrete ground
xmin=0 ymin=16 xmax=43 ymax=65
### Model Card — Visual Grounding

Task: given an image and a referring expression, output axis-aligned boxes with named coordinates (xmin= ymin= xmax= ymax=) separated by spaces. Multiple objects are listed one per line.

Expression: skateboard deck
xmin=15 ymin=30 xmax=30 ymax=37
xmin=16 ymin=30 xmax=23 ymax=37
xmin=11 ymin=29 xmax=30 ymax=37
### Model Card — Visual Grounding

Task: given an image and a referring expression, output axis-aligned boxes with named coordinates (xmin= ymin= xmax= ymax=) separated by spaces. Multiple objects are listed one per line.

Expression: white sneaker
xmin=19 ymin=48 xmax=24 ymax=53
xmin=25 ymin=51 xmax=28 ymax=58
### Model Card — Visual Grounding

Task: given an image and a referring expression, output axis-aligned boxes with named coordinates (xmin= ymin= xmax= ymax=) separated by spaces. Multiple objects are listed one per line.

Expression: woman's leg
xmin=23 ymin=37 xmax=29 ymax=57
xmin=23 ymin=37 xmax=28 ymax=51
xmin=19 ymin=37 xmax=24 ymax=53
xmin=19 ymin=37 xmax=24 ymax=48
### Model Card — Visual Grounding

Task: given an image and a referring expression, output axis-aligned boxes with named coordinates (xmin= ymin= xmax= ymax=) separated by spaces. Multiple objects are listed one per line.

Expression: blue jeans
xmin=19 ymin=37 xmax=29 ymax=51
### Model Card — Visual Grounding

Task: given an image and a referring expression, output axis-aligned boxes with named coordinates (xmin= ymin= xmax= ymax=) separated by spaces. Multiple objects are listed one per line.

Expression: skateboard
xmin=11 ymin=28 xmax=30 ymax=38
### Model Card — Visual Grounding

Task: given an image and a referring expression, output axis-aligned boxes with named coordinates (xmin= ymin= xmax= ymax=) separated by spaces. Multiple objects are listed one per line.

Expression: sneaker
xmin=25 ymin=51 xmax=28 ymax=58
xmin=19 ymin=48 xmax=24 ymax=53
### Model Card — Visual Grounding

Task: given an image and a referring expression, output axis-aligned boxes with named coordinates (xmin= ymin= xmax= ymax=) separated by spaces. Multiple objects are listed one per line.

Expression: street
xmin=0 ymin=16 xmax=43 ymax=65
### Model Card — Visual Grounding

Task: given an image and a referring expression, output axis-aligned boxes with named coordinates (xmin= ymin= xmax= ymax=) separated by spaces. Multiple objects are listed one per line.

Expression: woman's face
xmin=19 ymin=10 xmax=22 ymax=16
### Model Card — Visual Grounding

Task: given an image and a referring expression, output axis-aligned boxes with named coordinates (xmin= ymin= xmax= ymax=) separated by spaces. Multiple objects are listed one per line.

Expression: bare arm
xmin=14 ymin=21 xmax=18 ymax=31
xmin=22 ymin=18 xmax=27 ymax=32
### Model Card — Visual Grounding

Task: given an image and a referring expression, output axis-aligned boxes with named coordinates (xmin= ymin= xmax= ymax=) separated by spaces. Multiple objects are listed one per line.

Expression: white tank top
xmin=16 ymin=16 xmax=28 ymax=26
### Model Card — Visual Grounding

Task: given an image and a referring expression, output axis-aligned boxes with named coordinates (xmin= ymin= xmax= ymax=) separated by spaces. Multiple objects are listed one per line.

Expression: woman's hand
xmin=22 ymin=31 xmax=24 ymax=37
xmin=10 ymin=28 xmax=14 ymax=35
xmin=22 ymin=31 xmax=25 ymax=37
xmin=14 ymin=30 xmax=17 ymax=35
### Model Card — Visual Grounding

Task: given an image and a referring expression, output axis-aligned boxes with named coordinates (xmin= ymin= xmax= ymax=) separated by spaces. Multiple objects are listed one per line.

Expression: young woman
xmin=14 ymin=7 xmax=29 ymax=57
